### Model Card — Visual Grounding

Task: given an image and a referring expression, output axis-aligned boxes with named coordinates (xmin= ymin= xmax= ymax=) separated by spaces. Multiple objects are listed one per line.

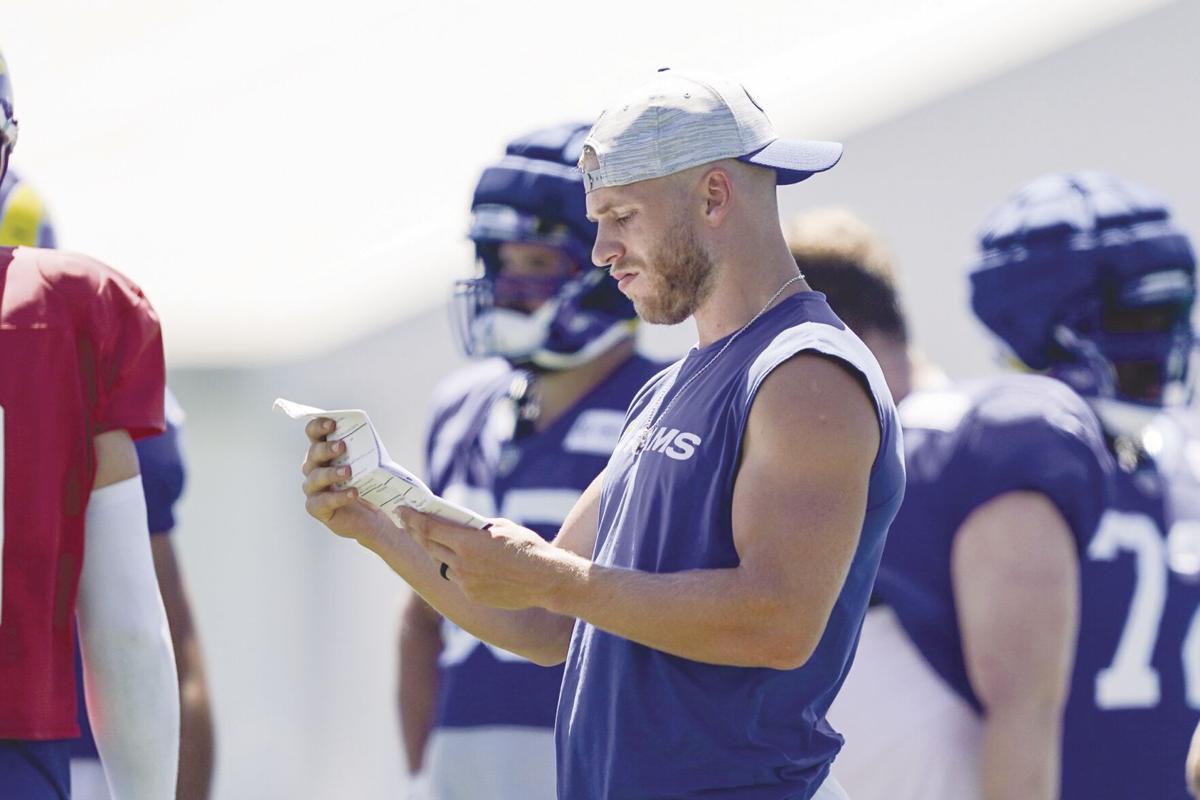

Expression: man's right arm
xmin=78 ymin=429 xmax=180 ymax=799
xmin=952 ymin=490 xmax=1079 ymax=800
xmin=304 ymin=418 xmax=599 ymax=666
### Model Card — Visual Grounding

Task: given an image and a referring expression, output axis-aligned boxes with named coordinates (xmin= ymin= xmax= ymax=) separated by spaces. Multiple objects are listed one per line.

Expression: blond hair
xmin=785 ymin=207 xmax=895 ymax=284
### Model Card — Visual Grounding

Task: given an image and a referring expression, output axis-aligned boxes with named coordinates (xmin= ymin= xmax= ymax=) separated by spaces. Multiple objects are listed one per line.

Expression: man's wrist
xmin=354 ymin=513 xmax=398 ymax=554
xmin=540 ymin=546 xmax=592 ymax=617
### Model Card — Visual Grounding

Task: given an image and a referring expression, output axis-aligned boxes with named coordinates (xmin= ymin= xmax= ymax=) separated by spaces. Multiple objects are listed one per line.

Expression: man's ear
xmin=699 ymin=167 xmax=734 ymax=227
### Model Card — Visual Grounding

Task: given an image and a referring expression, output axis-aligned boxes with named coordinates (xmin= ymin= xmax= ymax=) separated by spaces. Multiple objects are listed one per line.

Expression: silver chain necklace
xmin=632 ymin=272 xmax=805 ymax=455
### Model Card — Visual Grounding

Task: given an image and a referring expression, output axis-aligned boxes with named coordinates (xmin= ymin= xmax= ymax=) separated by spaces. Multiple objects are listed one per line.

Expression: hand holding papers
xmin=274 ymin=397 xmax=490 ymax=530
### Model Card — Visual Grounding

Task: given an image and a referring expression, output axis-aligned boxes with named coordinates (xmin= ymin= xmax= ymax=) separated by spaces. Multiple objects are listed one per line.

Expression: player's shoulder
xmin=431 ymin=358 xmax=512 ymax=406
xmin=39 ymin=248 xmax=145 ymax=299
xmin=903 ymin=373 xmax=1102 ymax=444
xmin=2 ymin=247 xmax=95 ymax=322
xmin=6 ymin=247 xmax=147 ymax=310
xmin=969 ymin=373 xmax=1099 ymax=434
xmin=427 ymin=358 xmax=514 ymax=429
xmin=903 ymin=374 xmax=1114 ymax=546
xmin=899 ymin=374 xmax=1113 ymax=497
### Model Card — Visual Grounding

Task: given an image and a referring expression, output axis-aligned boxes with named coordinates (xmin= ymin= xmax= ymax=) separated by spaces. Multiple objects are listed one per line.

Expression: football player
xmin=973 ymin=172 xmax=1199 ymax=800
xmin=397 ymin=122 xmax=662 ymax=799
xmin=0 ymin=50 xmax=179 ymax=798
xmin=821 ymin=172 xmax=1200 ymax=800
xmin=0 ymin=150 xmax=215 ymax=800
xmin=800 ymin=209 xmax=1111 ymax=799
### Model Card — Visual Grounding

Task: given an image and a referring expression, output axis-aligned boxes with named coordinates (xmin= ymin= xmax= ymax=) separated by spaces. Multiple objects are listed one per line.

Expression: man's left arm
xmin=412 ymin=354 xmax=879 ymax=668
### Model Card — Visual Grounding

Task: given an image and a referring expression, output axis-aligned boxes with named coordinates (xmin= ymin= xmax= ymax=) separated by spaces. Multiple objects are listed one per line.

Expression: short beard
xmin=634 ymin=215 xmax=716 ymax=325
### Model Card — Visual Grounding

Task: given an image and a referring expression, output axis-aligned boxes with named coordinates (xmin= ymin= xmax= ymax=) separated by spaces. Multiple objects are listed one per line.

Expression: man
xmin=0 ymin=50 xmax=179 ymax=798
xmin=302 ymin=69 xmax=905 ymax=799
xmin=822 ymin=172 xmax=1200 ymax=800
xmin=0 ymin=167 xmax=216 ymax=800
xmin=798 ymin=210 xmax=1111 ymax=799
xmin=398 ymin=122 xmax=660 ymax=799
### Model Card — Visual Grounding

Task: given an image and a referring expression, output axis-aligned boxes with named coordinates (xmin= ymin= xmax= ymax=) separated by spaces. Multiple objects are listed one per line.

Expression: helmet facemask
xmin=453 ymin=241 xmax=581 ymax=367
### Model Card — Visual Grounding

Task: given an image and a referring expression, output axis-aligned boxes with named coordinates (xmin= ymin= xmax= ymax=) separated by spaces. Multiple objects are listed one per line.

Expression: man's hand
xmin=400 ymin=509 xmax=577 ymax=611
xmin=301 ymin=417 xmax=390 ymax=540
xmin=297 ymin=419 xmax=581 ymax=667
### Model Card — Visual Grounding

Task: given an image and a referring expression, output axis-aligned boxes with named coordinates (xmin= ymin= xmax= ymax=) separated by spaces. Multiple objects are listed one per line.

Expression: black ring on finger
xmin=439 ymin=562 xmax=450 ymax=581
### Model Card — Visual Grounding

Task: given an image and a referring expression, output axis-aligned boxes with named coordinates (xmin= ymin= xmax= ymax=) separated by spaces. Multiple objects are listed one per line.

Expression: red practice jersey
xmin=0 ymin=246 xmax=164 ymax=739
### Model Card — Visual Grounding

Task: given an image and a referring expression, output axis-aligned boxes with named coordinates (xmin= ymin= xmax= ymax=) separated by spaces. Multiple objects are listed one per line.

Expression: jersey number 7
xmin=1089 ymin=510 xmax=1200 ymax=708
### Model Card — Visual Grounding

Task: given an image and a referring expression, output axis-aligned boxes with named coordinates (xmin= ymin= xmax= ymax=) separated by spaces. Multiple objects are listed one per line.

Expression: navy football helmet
xmin=0 ymin=50 xmax=17 ymax=185
xmin=453 ymin=122 xmax=636 ymax=370
xmin=970 ymin=171 xmax=1196 ymax=435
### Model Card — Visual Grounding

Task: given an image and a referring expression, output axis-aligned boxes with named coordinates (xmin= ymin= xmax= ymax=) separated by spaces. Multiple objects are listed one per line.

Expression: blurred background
xmin=3 ymin=0 xmax=1198 ymax=795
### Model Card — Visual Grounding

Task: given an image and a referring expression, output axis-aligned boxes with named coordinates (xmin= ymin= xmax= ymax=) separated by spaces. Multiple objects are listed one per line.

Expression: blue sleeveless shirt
xmin=556 ymin=291 xmax=906 ymax=800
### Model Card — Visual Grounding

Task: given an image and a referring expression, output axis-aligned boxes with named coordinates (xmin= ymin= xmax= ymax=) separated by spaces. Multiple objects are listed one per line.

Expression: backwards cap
xmin=580 ymin=69 xmax=842 ymax=193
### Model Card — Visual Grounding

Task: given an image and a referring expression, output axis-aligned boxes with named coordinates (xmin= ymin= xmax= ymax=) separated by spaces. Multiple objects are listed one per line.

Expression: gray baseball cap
xmin=580 ymin=69 xmax=843 ymax=194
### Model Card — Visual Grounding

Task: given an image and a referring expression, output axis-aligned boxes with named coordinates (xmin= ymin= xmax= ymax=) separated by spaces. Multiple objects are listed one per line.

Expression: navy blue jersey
xmin=879 ymin=377 xmax=1200 ymax=799
xmin=1059 ymin=409 xmax=1200 ymax=800
xmin=424 ymin=354 xmax=663 ymax=731
xmin=70 ymin=390 xmax=187 ymax=760
xmin=557 ymin=292 xmax=906 ymax=800
xmin=138 ymin=390 xmax=187 ymax=535
xmin=875 ymin=376 xmax=1112 ymax=710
